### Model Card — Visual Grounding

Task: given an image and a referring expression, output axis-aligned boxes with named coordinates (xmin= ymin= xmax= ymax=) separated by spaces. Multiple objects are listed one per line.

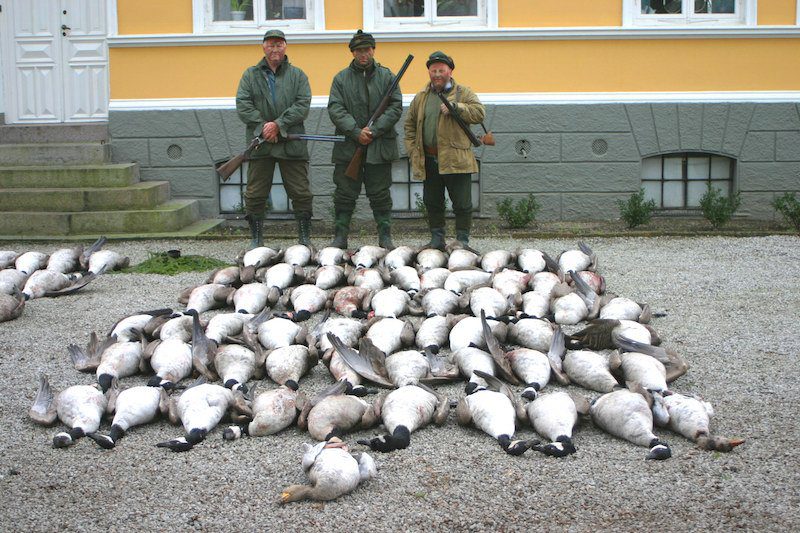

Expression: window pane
xmin=710 ymin=156 xmax=731 ymax=179
xmin=437 ymin=0 xmax=477 ymax=17
xmin=216 ymin=0 xmax=253 ymax=20
xmin=643 ymin=181 xmax=662 ymax=206
xmin=220 ymin=185 xmax=244 ymax=212
xmin=266 ymin=0 xmax=306 ymax=20
xmin=663 ymin=181 xmax=683 ymax=208
xmin=642 ymin=0 xmax=683 ymax=14
xmin=694 ymin=0 xmax=735 ymax=14
xmin=663 ymin=157 xmax=683 ymax=180
xmin=687 ymin=156 xmax=709 ymax=180
xmin=687 ymin=181 xmax=707 ymax=207
xmin=269 ymin=185 xmax=289 ymax=211
xmin=384 ymin=0 xmax=424 ymax=17
xmin=710 ymin=181 xmax=730 ymax=197
xmin=391 ymin=159 xmax=409 ymax=183
xmin=390 ymin=184 xmax=410 ymax=210
xmin=470 ymin=182 xmax=480 ymax=208
xmin=642 ymin=157 xmax=662 ymax=180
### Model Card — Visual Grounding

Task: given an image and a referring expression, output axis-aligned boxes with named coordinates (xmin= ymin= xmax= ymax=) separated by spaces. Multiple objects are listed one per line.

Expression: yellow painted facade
xmin=117 ymin=0 xmax=193 ymax=35
xmin=758 ymin=0 xmax=798 ymax=25
xmin=498 ymin=0 xmax=621 ymax=27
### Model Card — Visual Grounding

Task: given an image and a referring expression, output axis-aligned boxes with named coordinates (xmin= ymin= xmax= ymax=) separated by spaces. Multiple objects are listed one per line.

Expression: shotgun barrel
xmin=435 ymin=91 xmax=482 ymax=148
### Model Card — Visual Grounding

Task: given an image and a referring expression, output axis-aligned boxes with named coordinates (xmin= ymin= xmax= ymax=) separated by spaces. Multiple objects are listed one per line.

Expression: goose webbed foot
xmin=532 ymin=437 xmax=576 ymax=458
xmin=223 ymin=425 xmax=249 ymax=441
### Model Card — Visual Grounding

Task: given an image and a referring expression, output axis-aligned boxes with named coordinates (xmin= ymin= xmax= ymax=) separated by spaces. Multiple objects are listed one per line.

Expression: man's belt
xmin=424 ymin=145 xmax=438 ymax=156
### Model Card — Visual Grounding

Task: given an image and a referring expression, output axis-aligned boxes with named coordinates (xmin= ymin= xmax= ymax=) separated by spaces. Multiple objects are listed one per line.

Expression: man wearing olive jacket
xmin=236 ymin=29 xmax=312 ymax=248
xmin=405 ymin=51 xmax=485 ymax=251
xmin=327 ymin=30 xmax=403 ymax=250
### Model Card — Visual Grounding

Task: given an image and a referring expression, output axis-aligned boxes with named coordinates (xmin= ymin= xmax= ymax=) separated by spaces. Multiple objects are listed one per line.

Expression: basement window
xmin=390 ymin=157 xmax=481 ymax=217
xmin=217 ymin=161 xmax=293 ymax=218
xmin=641 ymin=153 xmax=735 ymax=210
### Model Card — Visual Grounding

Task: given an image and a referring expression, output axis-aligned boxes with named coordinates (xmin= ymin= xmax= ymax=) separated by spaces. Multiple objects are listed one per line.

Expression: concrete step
xmin=0 ymin=218 xmax=227 ymax=241
xmin=0 ymin=122 xmax=108 ymax=144
xmin=0 ymin=142 xmax=110 ymax=165
xmin=0 ymin=181 xmax=170 ymax=212
xmin=0 ymin=199 xmax=202 ymax=236
xmin=0 ymin=163 xmax=139 ymax=188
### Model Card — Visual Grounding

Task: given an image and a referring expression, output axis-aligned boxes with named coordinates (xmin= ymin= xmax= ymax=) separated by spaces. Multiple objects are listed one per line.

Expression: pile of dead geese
xmin=25 ymin=240 xmax=744 ymax=504
xmin=0 ymin=237 xmax=129 ymax=323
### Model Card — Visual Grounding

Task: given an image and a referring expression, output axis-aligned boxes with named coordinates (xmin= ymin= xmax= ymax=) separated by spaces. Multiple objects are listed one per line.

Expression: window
xmin=202 ymin=0 xmax=318 ymax=31
xmin=624 ymin=0 xmax=753 ymax=26
xmin=218 ymin=161 xmax=293 ymax=217
xmin=641 ymin=153 xmax=735 ymax=209
xmin=372 ymin=0 xmax=488 ymax=30
xmin=390 ymin=157 xmax=481 ymax=216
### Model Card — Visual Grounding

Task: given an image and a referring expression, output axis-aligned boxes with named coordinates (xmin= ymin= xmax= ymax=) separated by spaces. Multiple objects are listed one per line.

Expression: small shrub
xmin=617 ymin=188 xmax=656 ymax=229
xmin=771 ymin=192 xmax=800 ymax=233
xmin=497 ymin=193 xmax=540 ymax=229
xmin=699 ymin=184 xmax=741 ymax=229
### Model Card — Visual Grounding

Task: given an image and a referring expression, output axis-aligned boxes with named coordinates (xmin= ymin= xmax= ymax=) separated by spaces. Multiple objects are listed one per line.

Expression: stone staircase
xmin=0 ymin=123 xmax=224 ymax=240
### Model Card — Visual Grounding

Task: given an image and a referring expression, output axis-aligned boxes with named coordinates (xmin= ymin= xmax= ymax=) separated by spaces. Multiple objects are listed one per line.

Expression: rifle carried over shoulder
xmin=344 ymin=54 xmax=414 ymax=180
xmin=216 ymin=133 xmax=345 ymax=181
xmin=435 ymin=91 xmax=483 ymax=148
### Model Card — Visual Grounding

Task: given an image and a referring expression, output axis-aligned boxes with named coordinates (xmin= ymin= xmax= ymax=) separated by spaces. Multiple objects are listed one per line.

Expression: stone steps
xmin=0 ymin=142 xmax=110 ymax=165
xmin=0 ymin=181 xmax=171 ymax=212
xmin=0 ymin=163 xmax=140 ymax=188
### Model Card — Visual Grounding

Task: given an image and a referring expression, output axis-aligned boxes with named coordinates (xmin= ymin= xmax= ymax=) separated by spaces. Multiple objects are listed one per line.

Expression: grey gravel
xmin=1 ymin=235 xmax=798 ymax=532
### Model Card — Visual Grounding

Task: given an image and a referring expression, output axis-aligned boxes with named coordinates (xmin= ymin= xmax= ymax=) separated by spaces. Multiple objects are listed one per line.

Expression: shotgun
xmin=344 ymin=54 xmax=414 ymax=180
xmin=216 ymin=133 xmax=346 ymax=181
xmin=435 ymin=91 xmax=483 ymax=148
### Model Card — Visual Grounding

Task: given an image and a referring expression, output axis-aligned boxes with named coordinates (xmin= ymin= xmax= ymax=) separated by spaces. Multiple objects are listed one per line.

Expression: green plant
xmin=699 ymin=184 xmax=741 ymax=229
xmin=771 ymin=192 xmax=800 ymax=233
xmin=122 ymin=253 xmax=229 ymax=276
xmin=496 ymin=193 xmax=540 ymax=229
xmin=231 ymin=0 xmax=251 ymax=11
xmin=617 ymin=188 xmax=656 ymax=229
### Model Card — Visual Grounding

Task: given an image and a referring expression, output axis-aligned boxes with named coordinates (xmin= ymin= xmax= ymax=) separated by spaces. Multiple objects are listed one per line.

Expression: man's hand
xmin=262 ymin=122 xmax=280 ymax=143
xmin=440 ymin=103 xmax=450 ymax=115
xmin=357 ymin=127 xmax=374 ymax=145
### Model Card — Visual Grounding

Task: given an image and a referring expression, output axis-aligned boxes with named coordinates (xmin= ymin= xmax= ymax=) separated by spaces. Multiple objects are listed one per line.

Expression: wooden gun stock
xmin=435 ymin=91 xmax=482 ymax=148
xmin=344 ymin=54 xmax=414 ymax=180
xmin=216 ymin=136 xmax=262 ymax=181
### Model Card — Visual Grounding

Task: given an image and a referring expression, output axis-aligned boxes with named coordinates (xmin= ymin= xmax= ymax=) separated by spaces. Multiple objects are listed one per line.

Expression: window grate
xmin=641 ymin=152 xmax=735 ymax=210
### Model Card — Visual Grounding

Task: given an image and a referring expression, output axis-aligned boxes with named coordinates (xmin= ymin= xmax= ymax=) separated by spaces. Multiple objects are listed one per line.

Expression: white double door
xmin=0 ymin=0 xmax=108 ymax=123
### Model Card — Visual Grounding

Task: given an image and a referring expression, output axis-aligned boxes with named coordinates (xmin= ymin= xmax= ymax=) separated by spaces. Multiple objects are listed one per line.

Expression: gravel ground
xmin=1 ymin=235 xmax=798 ymax=532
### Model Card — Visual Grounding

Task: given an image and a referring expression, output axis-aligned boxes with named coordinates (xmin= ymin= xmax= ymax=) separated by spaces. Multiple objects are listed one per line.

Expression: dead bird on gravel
xmin=516 ymin=248 xmax=551 ymax=274
xmin=298 ymin=380 xmax=380 ymax=441
xmin=86 ymin=250 xmax=129 ymax=275
xmin=144 ymin=337 xmax=194 ymax=389
xmin=231 ymin=282 xmax=270 ymax=314
xmin=265 ymin=344 xmax=318 ymax=388
xmin=558 ymin=242 xmax=597 ymax=281
xmin=443 ymin=269 xmax=492 ymax=295
xmin=567 ymin=319 xmax=662 ymax=350
xmin=69 ymin=332 xmax=142 ymax=392
xmin=309 ymin=264 xmax=349 ymax=290
xmin=214 ymin=343 xmax=258 ymax=391
xmin=389 ymin=265 xmax=422 ymax=295
xmin=314 ymin=246 xmax=350 ymax=266
xmin=108 ymin=308 xmax=173 ymax=342
xmin=456 ymin=370 xmax=537 ymax=456
xmin=415 ymin=248 xmax=448 ymax=272
xmin=238 ymin=246 xmax=283 ymax=283
xmin=157 ymin=379 xmax=252 ymax=452
xmin=419 ymin=287 xmax=462 ymax=317
xmin=180 ymin=283 xmax=235 ymax=314
xmin=0 ymin=288 xmax=25 ymax=322
xmin=614 ymin=335 xmax=689 ymax=386
xmin=468 ymin=286 xmax=516 ymax=321
xmin=280 ymin=437 xmax=377 ymax=504
xmin=205 ymin=265 xmax=243 ymax=287
xmin=0 ymin=250 xmax=20 ymax=269
xmin=526 ymin=390 xmax=590 ymax=458
xmin=90 ymin=383 xmax=170 ymax=448
xmin=46 ymin=245 xmax=83 ymax=274
xmin=415 ymin=313 xmax=465 ymax=353
xmin=15 ymin=251 xmax=49 ymax=275
xmin=358 ymin=383 xmax=450 ymax=453
xmin=492 ymin=268 xmax=531 ymax=300
xmin=204 ymin=312 xmax=253 ymax=345
xmin=351 ymin=245 xmax=388 ymax=269
xmin=590 ymin=383 xmax=671 ymax=460
xmin=518 ymin=291 xmax=550 ymax=320
xmin=508 ymin=316 xmax=556 ymax=352
xmin=331 ymin=286 xmax=372 ymax=318
xmin=563 ymin=348 xmax=621 ymax=393
xmin=365 ymin=317 xmax=416 ymax=356
xmin=348 ymin=266 xmax=388 ymax=291
xmin=419 ymin=266 xmax=450 ymax=290
xmin=278 ymin=284 xmax=328 ymax=321
xmin=449 ymin=315 xmax=507 ymax=351
xmin=481 ymin=249 xmax=516 ymax=272
xmin=224 ymin=382 xmax=306 ymax=439
xmin=284 ymin=244 xmax=314 ymax=267
xmin=370 ymin=286 xmax=423 ymax=318
xmin=599 ymin=296 xmax=652 ymax=323
xmin=384 ymin=245 xmax=417 ymax=270
xmin=21 ymin=269 xmax=100 ymax=300
xmin=0 ymin=268 xmax=28 ymax=295
xmin=264 ymin=262 xmax=306 ymax=298
xmin=447 ymin=246 xmax=480 ymax=270
xmin=28 ymin=374 xmax=116 ymax=449
xmin=652 ymin=391 xmax=744 ymax=453
xmin=256 ymin=315 xmax=311 ymax=350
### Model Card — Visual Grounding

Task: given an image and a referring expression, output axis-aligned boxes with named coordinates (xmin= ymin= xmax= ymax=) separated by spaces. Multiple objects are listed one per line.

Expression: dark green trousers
xmin=332 ymin=162 xmax=392 ymax=214
xmin=423 ymin=155 xmax=472 ymax=232
xmin=246 ymin=158 xmax=312 ymax=218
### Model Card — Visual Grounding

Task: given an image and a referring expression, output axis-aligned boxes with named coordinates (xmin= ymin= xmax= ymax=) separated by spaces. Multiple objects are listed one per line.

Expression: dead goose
xmin=370 ymin=286 xmax=422 ymax=318
xmin=21 ymin=269 xmax=99 ymax=300
xmin=551 ymin=292 xmax=589 ymax=325
xmin=652 ymin=392 xmax=744 ymax=452
xmin=419 ymin=288 xmax=462 ymax=317
xmin=265 ymin=344 xmax=318 ymax=388
xmin=558 ymin=242 xmax=597 ymax=280
xmin=567 ymin=319 xmax=661 ymax=350
xmin=590 ymin=384 xmax=671 ymax=460
xmin=358 ymin=383 xmax=450 ymax=452
xmin=492 ymin=268 xmax=530 ymax=299
xmin=15 ymin=251 xmax=49 ymax=275
xmin=205 ymin=312 xmax=253 ymax=345
xmin=349 ymin=266 xmax=388 ymax=291
xmin=257 ymin=316 xmax=309 ymax=350
xmin=468 ymin=286 xmax=512 ymax=321
xmin=507 ymin=316 xmax=555 ymax=352
xmin=279 ymin=284 xmax=328 ymax=321
xmin=0 ymin=268 xmax=28 ymax=295
xmin=310 ymin=264 xmax=348 ymax=290
xmin=449 ymin=315 xmax=507 ymax=351
xmin=415 ymin=248 xmax=448 ymax=272
xmin=384 ymin=245 xmax=417 ymax=270
xmin=451 ymin=345 xmax=495 ymax=392
xmin=562 ymin=348 xmax=622 ymax=393
xmin=365 ymin=317 xmax=415 ymax=356
xmin=46 ymin=245 xmax=82 ymax=274
xmin=532 ymin=271 xmax=571 ymax=301
xmin=284 ymin=244 xmax=314 ymax=267
xmin=331 ymin=286 xmax=372 ymax=318
xmin=0 ymin=288 xmax=25 ymax=322
xmin=108 ymin=308 xmax=173 ymax=342
xmin=297 ymin=381 xmax=380 ymax=441
xmin=315 ymin=246 xmax=349 ymax=266
xmin=225 ymin=382 xmax=306 ymax=439
xmin=419 ymin=267 xmax=450 ymax=290
xmin=239 ymin=246 xmax=283 ymax=283
xmin=69 ymin=332 xmax=141 ymax=392
xmin=614 ymin=335 xmax=689 ymax=385
xmin=415 ymin=314 xmax=465 ymax=352
xmin=389 ymin=265 xmax=422 ymax=295
xmin=28 ymin=374 xmax=115 ymax=449
xmin=519 ymin=291 xmax=550 ymax=320
xmin=232 ymin=283 xmax=270 ymax=314
xmin=0 ymin=250 xmax=20 ymax=269
xmin=91 ymin=384 xmax=170 ymax=448
xmin=205 ymin=265 xmax=242 ymax=287
xmin=599 ymin=297 xmax=651 ymax=323
xmin=572 ymin=270 xmax=606 ymax=295
xmin=443 ymin=269 xmax=492 ymax=295
xmin=481 ymin=249 xmax=516 ymax=272
xmin=264 ymin=262 xmax=306 ymax=295
xmin=456 ymin=370 xmax=536 ymax=456
xmin=145 ymin=337 xmax=194 ymax=389
xmin=214 ymin=343 xmax=258 ymax=391
xmin=157 ymin=313 xmax=195 ymax=342
xmin=447 ymin=247 xmax=480 ymax=270
xmin=516 ymin=248 xmax=549 ymax=274
xmin=87 ymin=249 xmax=129 ymax=275
xmin=280 ymin=437 xmax=377 ymax=504
xmin=157 ymin=380 xmax=252 ymax=451
xmin=182 ymin=283 xmax=235 ymax=314
xmin=351 ymin=245 xmax=387 ymax=269
xmin=526 ymin=391 xmax=589 ymax=457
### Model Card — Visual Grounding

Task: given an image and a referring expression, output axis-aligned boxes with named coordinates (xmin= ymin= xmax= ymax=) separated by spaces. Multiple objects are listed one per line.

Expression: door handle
xmin=61 ymin=24 xmax=70 ymax=36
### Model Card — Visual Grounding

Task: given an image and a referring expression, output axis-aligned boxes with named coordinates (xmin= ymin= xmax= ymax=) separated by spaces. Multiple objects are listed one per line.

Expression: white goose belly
xmin=112 ymin=386 xmax=161 ymax=430
xmin=382 ymin=386 xmax=437 ymax=433
xmin=527 ymin=391 xmax=577 ymax=441
xmin=178 ymin=384 xmax=233 ymax=432
xmin=600 ymin=298 xmax=642 ymax=321
xmin=663 ymin=393 xmax=712 ymax=440
xmin=563 ymin=350 xmax=618 ymax=393
xmin=307 ymin=449 xmax=361 ymax=500
xmin=249 ymin=388 xmax=300 ymax=436
xmin=467 ymin=391 xmax=516 ymax=439
xmin=591 ymin=390 xmax=656 ymax=447
xmin=508 ymin=348 xmax=551 ymax=388
xmin=215 ymin=344 xmax=256 ymax=384
xmin=620 ymin=352 xmax=667 ymax=392
xmin=151 ymin=339 xmax=193 ymax=381
xmin=97 ymin=341 xmax=142 ymax=379
xmin=56 ymin=386 xmax=106 ymax=432
xmin=258 ymin=318 xmax=301 ymax=349
xmin=266 ymin=345 xmax=311 ymax=384
xmin=452 ymin=347 xmax=494 ymax=384
xmin=385 ymin=350 xmax=429 ymax=386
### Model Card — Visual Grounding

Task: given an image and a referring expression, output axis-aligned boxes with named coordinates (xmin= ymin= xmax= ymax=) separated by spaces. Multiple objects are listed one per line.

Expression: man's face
xmin=428 ymin=62 xmax=453 ymax=91
xmin=262 ymin=38 xmax=287 ymax=64
xmin=352 ymin=46 xmax=375 ymax=67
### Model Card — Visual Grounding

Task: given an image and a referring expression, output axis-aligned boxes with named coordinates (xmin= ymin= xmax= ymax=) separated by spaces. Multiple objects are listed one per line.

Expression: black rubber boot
xmin=375 ymin=211 xmax=394 ymax=250
xmin=246 ymin=214 xmax=263 ymax=249
xmin=330 ymin=210 xmax=351 ymax=249
xmin=456 ymin=229 xmax=479 ymax=254
xmin=297 ymin=215 xmax=312 ymax=246
xmin=421 ymin=228 xmax=446 ymax=251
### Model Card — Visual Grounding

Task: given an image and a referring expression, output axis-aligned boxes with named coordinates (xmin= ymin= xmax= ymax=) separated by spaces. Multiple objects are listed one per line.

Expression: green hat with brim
xmin=263 ymin=29 xmax=286 ymax=42
xmin=426 ymin=51 xmax=455 ymax=70
xmin=349 ymin=29 xmax=376 ymax=51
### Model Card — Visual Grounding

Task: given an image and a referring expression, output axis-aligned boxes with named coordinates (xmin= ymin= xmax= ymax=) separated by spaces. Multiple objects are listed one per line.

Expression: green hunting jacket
xmin=236 ymin=55 xmax=311 ymax=160
xmin=327 ymin=59 xmax=402 ymax=165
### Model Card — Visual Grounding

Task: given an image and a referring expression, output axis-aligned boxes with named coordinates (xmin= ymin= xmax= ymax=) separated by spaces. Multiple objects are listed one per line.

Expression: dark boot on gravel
xmin=246 ymin=214 xmax=264 ymax=249
xmin=297 ymin=215 xmax=312 ymax=246
xmin=330 ymin=210 xmax=352 ymax=249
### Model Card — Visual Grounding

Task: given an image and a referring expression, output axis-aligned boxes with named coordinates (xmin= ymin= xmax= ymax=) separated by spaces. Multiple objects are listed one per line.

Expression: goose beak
xmin=646 ymin=443 xmax=672 ymax=460
xmin=87 ymin=433 xmax=116 ymax=450
xmin=156 ymin=437 xmax=194 ymax=452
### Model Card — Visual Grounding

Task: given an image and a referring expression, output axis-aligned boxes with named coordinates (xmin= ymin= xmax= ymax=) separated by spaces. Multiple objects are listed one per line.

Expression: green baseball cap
xmin=263 ymin=29 xmax=286 ymax=42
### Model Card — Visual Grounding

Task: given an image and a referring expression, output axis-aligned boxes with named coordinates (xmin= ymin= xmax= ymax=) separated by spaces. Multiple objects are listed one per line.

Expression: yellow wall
xmin=499 ymin=0 xmax=621 ymax=27
xmin=117 ymin=0 xmax=193 ymax=35
xmin=325 ymin=0 xmax=362 ymax=30
xmin=758 ymin=1 xmax=797 ymax=25
xmin=110 ymin=38 xmax=800 ymax=99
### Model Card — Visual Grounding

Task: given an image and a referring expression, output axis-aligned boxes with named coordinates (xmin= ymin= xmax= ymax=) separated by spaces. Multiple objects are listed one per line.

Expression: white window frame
xmin=193 ymin=0 xmax=324 ymax=33
xmin=623 ymin=0 xmax=756 ymax=27
xmin=366 ymin=0 xmax=492 ymax=31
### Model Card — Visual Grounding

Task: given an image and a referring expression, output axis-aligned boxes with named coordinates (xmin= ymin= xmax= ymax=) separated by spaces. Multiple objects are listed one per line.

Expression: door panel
xmin=61 ymin=0 xmax=108 ymax=122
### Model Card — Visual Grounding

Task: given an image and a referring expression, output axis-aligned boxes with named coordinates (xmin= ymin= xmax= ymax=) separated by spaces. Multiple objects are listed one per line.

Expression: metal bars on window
xmin=641 ymin=153 xmax=734 ymax=210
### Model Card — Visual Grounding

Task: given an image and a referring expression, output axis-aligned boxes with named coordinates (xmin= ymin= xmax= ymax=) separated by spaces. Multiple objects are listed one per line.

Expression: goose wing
xmin=29 ymin=374 xmax=57 ymax=425
xmin=480 ymin=311 xmax=520 ymax=385
xmin=327 ymin=333 xmax=394 ymax=388
xmin=43 ymin=271 xmax=100 ymax=297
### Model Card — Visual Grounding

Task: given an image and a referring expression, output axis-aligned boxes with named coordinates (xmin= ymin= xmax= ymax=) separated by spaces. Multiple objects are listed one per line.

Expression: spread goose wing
xmin=327 ymin=332 xmax=393 ymax=388
xmin=29 ymin=374 xmax=57 ymax=426
xmin=480 ymin=310 xmax=520 ymax=385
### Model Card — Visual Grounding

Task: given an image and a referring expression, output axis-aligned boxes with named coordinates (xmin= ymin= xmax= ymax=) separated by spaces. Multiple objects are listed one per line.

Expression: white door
xmin=0 ymin=0 xmax=108 ymax=123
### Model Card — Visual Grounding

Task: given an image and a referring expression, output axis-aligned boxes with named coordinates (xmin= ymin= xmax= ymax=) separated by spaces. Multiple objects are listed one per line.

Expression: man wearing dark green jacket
xmin=236 ymin=29 xmax=312 ymax=248
xmin=327 ymin=30 xmax=402 ymax=249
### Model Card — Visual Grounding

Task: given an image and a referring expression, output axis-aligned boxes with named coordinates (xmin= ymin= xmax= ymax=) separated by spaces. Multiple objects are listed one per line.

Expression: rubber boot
xmin=246 ymin=214 xmax=263 ymax=249
xmin=421 ymin=228 xmax=446 ymax=251
xmin=456 ymin=229 xmax=479 ymax=254
xmin=375 ymin=211 xmax=394 ymax=250
xmin=330 ymin=210 xmax=351 ymax=249
xmin=297 ymin=215 xmax=312 ymax=247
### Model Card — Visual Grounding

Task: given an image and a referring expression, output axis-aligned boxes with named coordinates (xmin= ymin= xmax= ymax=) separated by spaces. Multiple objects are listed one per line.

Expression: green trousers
xmin=422 ymin=155 xmax=473 ymax=232
xmin=332 ymin=162 xmax=392 ymax=214
xmin=246 ymin=158 xmax=312 ymax=218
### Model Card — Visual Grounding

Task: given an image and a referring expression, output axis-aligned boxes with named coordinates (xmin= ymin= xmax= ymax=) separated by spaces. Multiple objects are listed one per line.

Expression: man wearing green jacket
xmin=327 ymin=30 xmax=403 ymax=250
xmin=236 ymin=29 xmax=313 ymax=248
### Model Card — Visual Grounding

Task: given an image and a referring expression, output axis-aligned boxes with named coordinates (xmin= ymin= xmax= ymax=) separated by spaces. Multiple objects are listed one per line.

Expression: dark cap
xmin=349 ymin=29 xmax=376 ymax=51
xmin=263 ymin=29 xmax=286 ymax=42
xmin=426 ymin=51 xmax=455 ymax=70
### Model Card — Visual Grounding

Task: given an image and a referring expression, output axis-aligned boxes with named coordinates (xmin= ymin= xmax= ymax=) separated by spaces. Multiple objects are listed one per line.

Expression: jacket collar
xmin=258 ymin=55 xmax=289 ymax=74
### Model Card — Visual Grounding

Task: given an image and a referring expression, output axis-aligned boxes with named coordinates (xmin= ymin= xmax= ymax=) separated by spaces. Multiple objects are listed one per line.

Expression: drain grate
xmin=167 ymin=144 xmax=183 ymax=160
xmin=515 ymin=139 xmax=531 ymax=158
xmin=591 ymin=138 xmax=608 ymax=156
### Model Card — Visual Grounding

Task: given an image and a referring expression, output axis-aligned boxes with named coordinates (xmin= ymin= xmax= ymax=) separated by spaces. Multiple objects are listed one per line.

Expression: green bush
xmin=496 ymin=193 xmax=540 ymax=229
xmin=771 ymin=192 xmax=800 ymax=233
xmin=699 ymin=184 xmax=741 ymax=229
xmin=617 ymin=188 xmax=656 ymax=229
